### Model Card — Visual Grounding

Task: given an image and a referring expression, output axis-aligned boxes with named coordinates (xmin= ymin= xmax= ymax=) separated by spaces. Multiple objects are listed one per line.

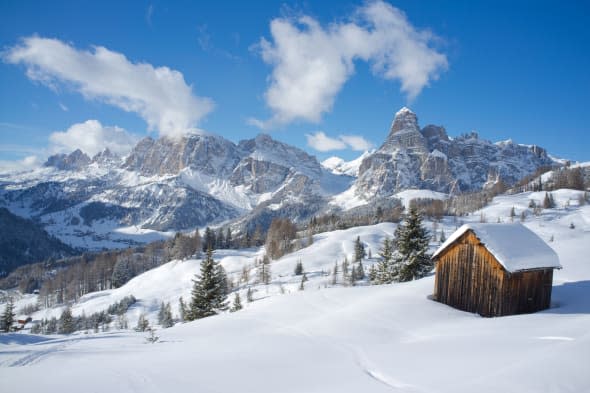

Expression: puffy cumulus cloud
xmin=306 ymin=131 xmax=347 ymax=152
xmin=3 ymin=36 xmax=214 ymax=138
xmin=0 ymin=155 xmax=41 ymax=174
xmin=49 ymin=120 xmax=139 ymax=157
xmin=254 ymin=0 xmax=447 ymax=127
xmin=339 ymin=134 xmax=374 ymax=151
xmin=306 ymin=131 xmax=373 ymax=152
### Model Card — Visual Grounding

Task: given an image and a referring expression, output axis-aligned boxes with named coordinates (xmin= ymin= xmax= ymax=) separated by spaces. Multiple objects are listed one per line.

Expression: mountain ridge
xmin=0 ymin=108 xmax=565 ymax=255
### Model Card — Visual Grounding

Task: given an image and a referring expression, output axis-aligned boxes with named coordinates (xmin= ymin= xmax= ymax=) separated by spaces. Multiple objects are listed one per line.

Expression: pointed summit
xmin=390 ymin=107 xmax=419 ymax=134
xmin=379 ymin=107 xmax=426 ymax=153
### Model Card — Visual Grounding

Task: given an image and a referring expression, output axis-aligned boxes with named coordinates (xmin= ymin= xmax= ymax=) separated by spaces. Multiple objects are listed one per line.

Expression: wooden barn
xmin=432 ymin=223 xmax=561 ymax=317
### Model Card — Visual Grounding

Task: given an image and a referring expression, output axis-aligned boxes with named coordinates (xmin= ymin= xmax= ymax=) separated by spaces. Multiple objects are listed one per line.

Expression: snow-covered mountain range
xmin=0 ymin=108 xmax=562 ymax=250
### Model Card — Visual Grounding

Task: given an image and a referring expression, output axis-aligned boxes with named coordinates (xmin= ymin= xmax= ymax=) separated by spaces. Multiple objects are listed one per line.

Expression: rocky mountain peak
xmin=390 ymin=107 xmax=418 ymax=133
xmin=44 ymin=149 xmax=91 ymax=171
xmin=124 ymin=134 xmax=241 ymax=177
xmin=380 ymin=107 xmax=427 ymax=154
xmin=92 ymin=148 xmax=120 ymax=165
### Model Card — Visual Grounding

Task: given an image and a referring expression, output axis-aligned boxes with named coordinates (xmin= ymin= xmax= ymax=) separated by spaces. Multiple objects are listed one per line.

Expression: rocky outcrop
xmin=124 ymin=134 xmax=241 ymax=177
xmin=44 ymin=149 xmax=91 ymax=171
xmin=354 ymin=108 xmax=557 ymax=198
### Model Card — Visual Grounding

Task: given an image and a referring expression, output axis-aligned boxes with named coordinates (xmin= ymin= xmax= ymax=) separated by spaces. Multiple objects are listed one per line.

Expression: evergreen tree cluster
xmin=354 ymin=237 xmax=366 ymax=262
xmin=202 ymin=226 xmax=234 ymax=251
xmin=186 ymin=248 xmax=228 ymax=321
xmin=31 ymin=295 xmax=137 ymax=335
xmin=157 ymin=302 xmax=174 ymax=328
xmin=543 ymin=192 xmax=556 ymax=209
xmin=331 ymin=257 xmax=365 ymax=286
xmin=106 ymin=295 xmax=137 ymax=315
xmin=32 ymin=308 xmax=114 ymax=335
xmin=372 ymin=208 xmax=432 ymax=284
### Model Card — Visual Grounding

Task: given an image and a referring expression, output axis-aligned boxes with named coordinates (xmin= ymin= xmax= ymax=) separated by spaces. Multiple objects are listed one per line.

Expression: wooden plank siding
xmin=434 ymin=230 xmax=554 ymax=317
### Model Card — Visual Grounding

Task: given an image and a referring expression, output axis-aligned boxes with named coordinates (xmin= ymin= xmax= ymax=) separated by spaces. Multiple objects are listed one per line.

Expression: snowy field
xmin=1 ymin=189 xmax=589 ymax=392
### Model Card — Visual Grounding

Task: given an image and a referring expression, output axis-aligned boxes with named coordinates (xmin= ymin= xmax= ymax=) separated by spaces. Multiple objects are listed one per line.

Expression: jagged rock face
xmin=238 ymin=134 xmax=322 ymax=179
xmin=379 ymin=107 xmax=428 ymax=154
xmin=230 ymin=158 xmax=290 ymax=193
xmin=355 ymin=108 xmax=557 ymax=197
xmin=124 ymin=134 xmax=241 ymax=177
xmin=231 ymin=134 xmax=323 ymax=194
xmin=91 ymin=148 xmax=120 ymax=165
xmin=421 ymin=125 xmax=449 ymax=143
xmin=44 ymin=149 xmax=91 ymax=171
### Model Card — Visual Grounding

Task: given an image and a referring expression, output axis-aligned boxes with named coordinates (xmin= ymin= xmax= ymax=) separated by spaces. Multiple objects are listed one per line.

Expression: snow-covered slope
xmin=1 ymin=189 xmax=589 ymax=392
xmin=322 ymin=151 xmax=372 ymax=177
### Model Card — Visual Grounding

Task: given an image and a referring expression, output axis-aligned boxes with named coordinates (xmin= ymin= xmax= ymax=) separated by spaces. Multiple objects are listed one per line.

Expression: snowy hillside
xmin=1 ymin=189 xmax=589 ymax=392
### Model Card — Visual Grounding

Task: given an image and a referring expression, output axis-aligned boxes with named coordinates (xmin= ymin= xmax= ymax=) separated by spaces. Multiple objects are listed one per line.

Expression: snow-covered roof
xmin=432 ymin=223 xmax=561 ymax=273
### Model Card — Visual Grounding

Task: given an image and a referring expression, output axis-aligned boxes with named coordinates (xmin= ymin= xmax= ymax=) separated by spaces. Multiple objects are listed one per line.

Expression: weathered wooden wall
xmin=434 ymin=231 xmax=553 ymax=317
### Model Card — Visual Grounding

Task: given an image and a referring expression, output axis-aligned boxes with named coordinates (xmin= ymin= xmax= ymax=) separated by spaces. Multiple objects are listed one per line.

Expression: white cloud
xmin=59 ymin=102 xmax=68 ymax=111
xmin=306 ymin=132 xmax=347 ymax=152
xmin=3 ymin=36 xmax=214 ymax=138
xmin=49 ymin=120 xmax=139 ymax=157
xmin=339 ymin=135 xmax=373 ymax=151
xmin=0 ymin=155 xmax=40 ymax=173
xmin=255 ymin=0 xmax=447 ymax=127
xmin=306 ymin=131 xmax=373 ymax=152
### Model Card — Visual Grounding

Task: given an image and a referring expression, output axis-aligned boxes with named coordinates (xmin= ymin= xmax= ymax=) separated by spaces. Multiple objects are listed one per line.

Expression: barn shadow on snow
xmin=544 ymin=280 xmax=590 ymax=314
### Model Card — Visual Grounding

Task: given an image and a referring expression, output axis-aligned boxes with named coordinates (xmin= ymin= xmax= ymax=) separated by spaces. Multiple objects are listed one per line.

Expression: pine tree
xmin=543 ymin=192 xmax=555 ymax=209
xmin=294 ymin=260 xmax=304 ymax=276
xmin=188 ymin=247 xmax=228 ymax=320
xmin=1 ymin=297 xmax=16 ymax=333
xmin=225 ymin=228 xmax=233 ymax=249
xmin=246 ymin=287 xmax=254 ymax=302
xmin=393 ymin=207 xmax=432 ymax=282
xmin=440 ymin=230 xmax=446 ymax=243
xmin=354 ymin=236 xmax=366 ymax=262
xmin=368 ymin=265 xmax=377 ymax=282
xmin=178 ymin=297 xmax=187 ymax=322
xmin=158 ymin=302 xmax=174 ymax=328
xmin=58 ymin=307 xmax=75 ymax=334
xmin=299 ymin=273 xmax=308 ymax=291
xmin=349 ymin=266 xmax=357 ymax=286
xmin=111 ymin=258 xmax=133 ymax=288
xmin=331 ymin=262 xmax=339 ymax=285
xmin=136 ymin=313 xmax=150 ymax=332
xmin=342 ymin=257 xmax=350 ymax=283
xmin=355 ymin=261 xmax=365 ymax=280
xmin=374 ymin=237 xmax=394 ymax=284
xmin=230 ymin=293 xmax=243 ymax=312
xmin=204 ymin=227 xmax=216 ymax=251
xmin=258 ymin=255 xmax=271 ymax=285
xmin=510 ymin=206 xmax=516 ymax=221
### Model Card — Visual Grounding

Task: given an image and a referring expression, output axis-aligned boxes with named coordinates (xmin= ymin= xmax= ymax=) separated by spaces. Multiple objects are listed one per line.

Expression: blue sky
xmin=1 ymin=0 xmax=589 ymax=171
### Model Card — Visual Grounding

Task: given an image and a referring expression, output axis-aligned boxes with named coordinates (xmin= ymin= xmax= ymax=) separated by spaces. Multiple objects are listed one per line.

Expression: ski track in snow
xmin=3 ymin=337 xmax=78 ymax=367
